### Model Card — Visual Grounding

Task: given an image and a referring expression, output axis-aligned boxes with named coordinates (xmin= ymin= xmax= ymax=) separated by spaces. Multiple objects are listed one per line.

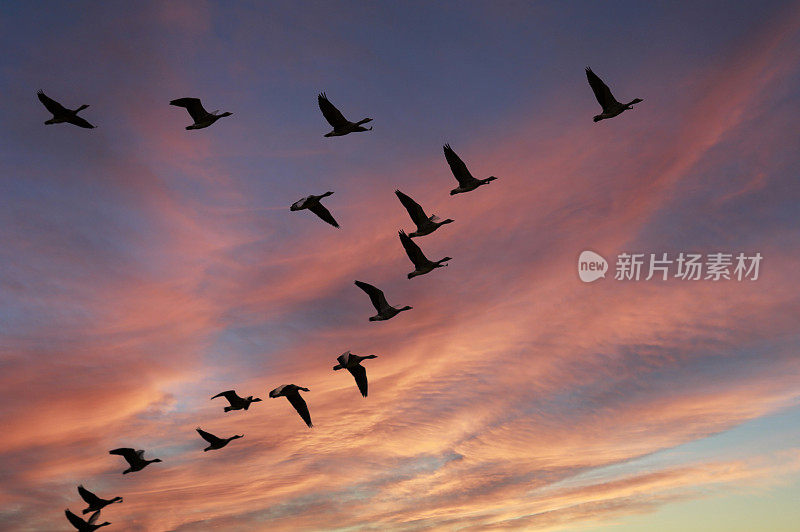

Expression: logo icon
xmin=578 ymin=250 xmax=608 ymax=282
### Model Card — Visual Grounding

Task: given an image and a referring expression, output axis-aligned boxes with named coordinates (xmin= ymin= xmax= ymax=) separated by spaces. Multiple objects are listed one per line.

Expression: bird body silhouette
xmin=585 ymin=67 xmax=642 ymax=122
xmin=65 ymin=509 xmax=109 ymax=531
xmin=354 ymin=280 xmax=412 ymax=321
xmin=77 ymin=485 xmax=122 ymax=514
xmin=37 ymin=91 xmax=95 ymax=128
xmin=108 ymin=448 xmax=162 ymax=474
xmin=290 ymin=191 xmax=339 ymax=227
xmin=170 ymin=97 xmax=232 ymax=129
xmin=269 ymin=384 xmax=313 ymax=427
xmin=318 ymin=93 xmax=372 ymax=136
xmin=333 ymin=351 xmax=377 ymax=397
xmin=196 ymin=428 xmax=243 ymax=451
xmin=399 ymin=230 xmax=451 ymax=278
xmin=211 ymin=390 xmax=262 ymax=412
xmin=395 ymin=190 xmax=453 ymax=237
xmin=443 ymin=144 xmax=497 ymax=195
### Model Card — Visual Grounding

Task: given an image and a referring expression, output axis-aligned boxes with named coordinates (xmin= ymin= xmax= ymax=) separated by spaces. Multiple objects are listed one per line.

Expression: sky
xmin=1 ymin=0 xmax=800 ymax=530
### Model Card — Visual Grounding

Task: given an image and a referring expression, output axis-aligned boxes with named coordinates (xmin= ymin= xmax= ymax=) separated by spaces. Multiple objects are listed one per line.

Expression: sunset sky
xmin=2 ymin=1 xmax=800 ymax=530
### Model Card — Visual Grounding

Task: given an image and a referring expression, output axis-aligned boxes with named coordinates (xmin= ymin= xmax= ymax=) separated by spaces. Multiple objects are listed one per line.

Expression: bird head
xmin=250 ymin=396 xmax=262 ymax=403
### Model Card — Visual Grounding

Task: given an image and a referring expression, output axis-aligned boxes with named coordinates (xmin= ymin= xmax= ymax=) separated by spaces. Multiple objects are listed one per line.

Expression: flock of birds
xmin=41 ymin=67 xmax=642 ymax=531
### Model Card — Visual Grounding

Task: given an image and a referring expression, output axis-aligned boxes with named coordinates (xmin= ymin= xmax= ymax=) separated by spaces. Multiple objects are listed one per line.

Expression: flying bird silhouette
xmin=37 ymin=91 xmax=95 ymax=128
xmin=443 ymin=144 xmax=497 ymax=195
xmin=108 ymin=448 xmax=162 ymax=474
xmin=170 ymin=97 xmax=232 ymax=129
xmin=196 ymin=428 xmax=243 ymax=451
xmin=333 ymin=351 xmax=377 ymax=397
xmin=290 ymin=191 xmax=339 ymax=228
xmin=269 ymin=384 xmax=313 ymax=427
xmin=354 ymin=280 xmax=412 ymax=321
xmin=77 ymin=485 xmax=122 ymax=514
xmin=395 ymin=190 xmax=453 ymax=237
xmin=399 ymin=230 xmax=451 ymax=279
xmin=211 ymin=390 xmax=262 ymax=412
xmin=585 ymin=67 xmax=643 ymax=122
xmin=65 ymin=509 xmax=109 ymax=531
xmin=318 ymin=92 xmax=372 ymax=136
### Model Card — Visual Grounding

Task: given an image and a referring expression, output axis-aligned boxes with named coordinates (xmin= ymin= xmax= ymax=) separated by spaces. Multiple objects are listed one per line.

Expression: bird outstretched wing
xmin=348 ymin=364 xmax=369 ymax=397
xmin=354 ymin=280 xmax=389 ymax=312
xmin=68 ymin=115 xmax=95 ymax=129
xmin=309 ymin=200 xmax=339 ymax=228
xmin=443 ymin=144 xmax=478 ymax=186
xmin=318 ymin=93 xmax=348 ymax=127
xmin=585 ymin=67 xmax=620 ymax=111
xmin=77 ymin=485 xmax=101 ymax=506
xmin=287 ymin=390 xmax=312 ymax=427
xmin=37 ymin=91 xmax=67 ymax=115
xmin=395 ymin=190 xmax=428 ymax=227
xmin=211 ymin=390 xmax=239 ymax=403
xmin=399 ymin=230 xmax=428 ymax=268
xmin=196 ymin=428 xmax=221 ymax=444
xmin=109 ymin=448 xmax=137 ymax=463
xmin=65 ymin=509 xmax=85 ymax=529
xmin=170 ymin=97 xmax=209 ymax=122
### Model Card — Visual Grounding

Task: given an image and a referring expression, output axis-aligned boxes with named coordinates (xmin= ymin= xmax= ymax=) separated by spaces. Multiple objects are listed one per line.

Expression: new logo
xmin=578 ymin=250 xmax=608 ymax=282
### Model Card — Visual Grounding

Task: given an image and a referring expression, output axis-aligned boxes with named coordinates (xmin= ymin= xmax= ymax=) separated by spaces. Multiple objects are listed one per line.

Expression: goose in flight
xmin=333 ymin=351 xmax=377 ymax=397
xmin=196 ymin=428 xmax=243 ymax=451
xmin=290 ymin=191 xmax=339 ymax=228
xmin=354 ymin=280 xmax=412 ymax=321
xmin=170 ymin=97 xmax=232 ymax=129
xmin=318 ymin=93 xmax=372 ymax=137
xmin=37 ymin=91 xmax=95 ymax=129
xmin=585 ymin=67 xmax=642 ymax=122
xmin=77 ymin=485 xmax=122 ymax=514
xmin=395 ymin=190 xmax=453 ymax=237
xmin=211 ymin=390 xmax=262 ymax=412
xmin=65 ymin=509 xmax=109 ymax=531
xmin=444 ymin=144 xmax=497 ymax=195
xmin=399 ymin=230 xmax=451 ymax=279
xmin=269 ymin=384 xmax=312 ymax=427
xmin=108 ymin=448 xmax=162 ymax=474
